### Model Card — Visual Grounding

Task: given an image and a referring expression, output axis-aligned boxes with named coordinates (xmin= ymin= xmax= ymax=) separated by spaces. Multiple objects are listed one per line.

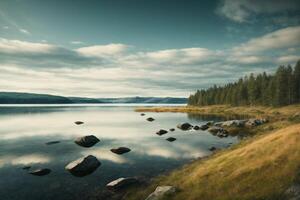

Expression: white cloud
xmin=77 ymin=43 xmax=129 ymax=58
xmin=19 ymin=28 xmax=31 ymax=35
xmin=233 ymin=26 xmax=300 ymax=54
xmin=70 ymin=40 xmax=84 ymax=45
xmin=228 ymin=55 xmax=270 ymax=64
xmin=217 ymin=0 xmax=300 ymax=23
xmin=277 ymin=55 xmax=300 ymax=64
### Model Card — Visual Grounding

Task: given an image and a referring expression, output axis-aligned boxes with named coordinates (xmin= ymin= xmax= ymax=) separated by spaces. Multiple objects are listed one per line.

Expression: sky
xmin=0 ymin=0 xmax=300 ymax=97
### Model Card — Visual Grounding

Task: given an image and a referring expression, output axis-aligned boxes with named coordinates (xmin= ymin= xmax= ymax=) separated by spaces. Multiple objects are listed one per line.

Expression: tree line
xmin=188 ymin=60 xmax=300 ymax=107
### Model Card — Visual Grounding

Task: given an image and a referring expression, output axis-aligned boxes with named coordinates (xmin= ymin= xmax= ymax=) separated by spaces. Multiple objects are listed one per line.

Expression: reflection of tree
xmin=187 ymin=113 xmax=249 ymax=122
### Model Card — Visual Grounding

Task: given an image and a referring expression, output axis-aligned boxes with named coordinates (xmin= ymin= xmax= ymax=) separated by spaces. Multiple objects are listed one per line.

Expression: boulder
xmin=199 ymin=124 xmax=209 ymax=130
xmin=106 ymin=177 xmax=138 ymax=191
xmin=141 ymin=113 xmax=146 ymax=116
xmin=65 ymin=155 xmax=101 ymax=177
xmin=111 ymin=147 xmax=131 ymax=155
xmin=75 ymin=135 xmax=100 ymax=147
xmin=145 ymin=186 xmax=177 ymax=200
xmin=29 ymin=168 xmax=51 ymax=176
xmin=74 ymin=121 xmax=84 ymax=125
xmin=147 ymin=117 xmax=155 ymax=122
xmin=169 ymin=128 xmax=175 ymax=132
xmin=166 ymin=137 xmax=176 ymax=142
xmin=177 ymin=123 xmax=193 ymax=131
xmin=207 ymin=126 xmax=228 ymax=135
xmin=215 ymin=120 xmax=246 ymax=127
xmin=156 ymin=129 xmax=168 ymax=136
xmin=206 ymin=121 xmax=214 ymax=126
xmin=193 ymin=125 xmax=200 ymax=130
xmin=245 ymin=118 xmax=268 ymax=127
xmin=45 ymin=141 xmax=60 ymax=145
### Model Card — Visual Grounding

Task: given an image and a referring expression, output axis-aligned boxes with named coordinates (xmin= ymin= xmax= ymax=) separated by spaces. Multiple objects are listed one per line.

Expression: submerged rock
xmin=147 ymin=117 xmax=155 ymax=122
xmin=145 ymin=186 xmax=177 ymax=200
xmin=166 ymin=137 xmax=176 ymax=142
xmin=106 ymin=177 xmax=139 ymax=191
xmin=45 ymin=141 xmax=60 ymax=145
xmin=156 ymin=129 xmax=168 ymax=136
xmin=65 ymin=155 xmax=101 ymax=177
xmin=209 ymin=147 xmax=217 ymax=151
xmin=74 ymin=121 xmax=84 ymax=125
xmin=22 ymin=166 xmax=31 ymax=170
xmin=75 ymin=135 xmax=100 ymax=147
xmin=29 ymin=168 xmax=51 ymax=176
xmin=177 ymin=122 xmax=193 ymax=131
xmin=193 ymin=125 xmax=200 ymax=130
xmin=199 ymin=124 xmax=209 ymax=130
xmin=169 ymin=128 xmax=175 ymax=132
xmin=111 ymin=147 xmax=131 ymax=155
xmin=141 ymin=113 xmax=146 ymax=116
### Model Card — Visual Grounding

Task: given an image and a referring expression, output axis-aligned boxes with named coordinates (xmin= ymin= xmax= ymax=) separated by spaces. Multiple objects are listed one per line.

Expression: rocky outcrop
xmin=29 ymin=168 xmax=51 ymax=176
xmin=147 ymin=117 xmax=155 ymax=122
xmin=75 ymin=135 xmax=100 ymax=147
xmin=166 ymin=137 xmax=176 ymax=142
xmin=65 ymin=155 xmax=101 ymax=177
xmin=177 ymin=123 xmax=193 ymax=131
xmin=74 ymin=121 xmax=84 ymax=125
xmin=106 ymin=177 xmax=139 ymax=191
xmin=145 ymin=186 xmax=177 ymax=200
xmin=156 ymin=129 xmax=168 ymax=136
xmin=111 ymin=147 xmax=131 ymax=155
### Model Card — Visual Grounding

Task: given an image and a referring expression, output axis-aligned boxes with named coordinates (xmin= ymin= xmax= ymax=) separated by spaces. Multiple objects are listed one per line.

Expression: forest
xmin=188 ymin=60 xmax=300 ymax=107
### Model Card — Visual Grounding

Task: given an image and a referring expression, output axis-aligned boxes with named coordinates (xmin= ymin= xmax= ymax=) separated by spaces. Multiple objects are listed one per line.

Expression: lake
xmin=0 ymin=104 xmax=238 ymax=200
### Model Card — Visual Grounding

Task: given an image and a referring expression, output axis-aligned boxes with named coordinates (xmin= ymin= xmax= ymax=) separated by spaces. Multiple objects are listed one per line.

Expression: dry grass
xmin=125 ymin=123 xmax=300 ymax=200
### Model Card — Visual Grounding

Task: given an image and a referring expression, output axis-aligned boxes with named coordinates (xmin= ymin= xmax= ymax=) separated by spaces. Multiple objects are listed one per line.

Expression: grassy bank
xmin=126 ymin=104 xmax=300 ymax=200
xmin=126 ymin=123 xmax=300 ymax=200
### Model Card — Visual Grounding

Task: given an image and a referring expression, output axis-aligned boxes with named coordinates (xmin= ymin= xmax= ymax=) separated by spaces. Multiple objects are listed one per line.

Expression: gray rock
xmin=75 ymin=135 xmax=100 ymax=147
xmin=193 ymin=125 xmax=200 ymax=130
xmin=199 ymin=124 xmax=209 ymax=130
xmin=145 ymin=186 xmax=177 ymax=200
xmin=74 ymin=121 xmax=84 ymax=125
xmin=177 ymin=123 xmax=193 ymax=131
xmin=169 ymin=128 xmax=175 ymax=132
xmin=245 ymin=118 xmax=267 ymax=127
xmin=111 ymin=147 xmax=131 ymax=155
xmin=29 ymin=168 xmax=51 ymax=176
xmin=106 ymin=177 xmax=138 ymax=191
xmin=156 ymin=129 xmax=168 ymax=136
xmin=285 ymin=184 xmax=300 ymax=200
xmin=65 ymin=155 xmax=101 ymax=177
xmin=141 ymin=113 xmax=146 ymax=116
xmin=147 ymin=117 xmax=155 ymax=122
xmin=208 ymin=126 xmax=228 ymax=135
xmin=166 ymin=137 xmax=176 ymax=142
xmin=206 ymin=121 xmax=214 ymax=126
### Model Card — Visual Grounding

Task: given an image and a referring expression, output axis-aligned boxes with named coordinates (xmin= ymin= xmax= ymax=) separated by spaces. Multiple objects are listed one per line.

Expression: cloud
xmin=277 ymin=55 xmax=300 ymax=64
xmin=3 ymin=26 xmax=9 ymax=29
xmin=19 ymin=28 xmax=30 ymax=35
xmin=77 ymin=43 xmax=130 ymax=58
xmin=70 ymin=40 xmax=84 ymax=45
xmin=233 ymin=26 xmax=300 ymax=54
xmin=217 ymin=0 xmax=300 ymax=23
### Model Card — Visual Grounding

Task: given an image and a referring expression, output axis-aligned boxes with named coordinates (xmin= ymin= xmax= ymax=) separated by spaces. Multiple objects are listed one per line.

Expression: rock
xmin=177 ymin=122 xmax=193 ymax=131
xmin=207 ymin=126 xmax=228 ymax=135
xmin=45 ymin=141 xmax=60 ymax=145
xmin=199 ymin=124 xmax=209 ymax=130
xmin=214 ymin=120 xmax=247 ymax=127
xmin=166 ymin=137 xmax=176 ymax=142
xmin=169 ymin=128 xmax=175 ymax=132
xmin=29 ymin=168 xmax=51 ymax=176
xmin=111 ymin=147 xmax=131 ymax=155
xmin=285 ymin=184 xmax=300 ymax=200
xmin=147 ymin=117 xmax=155 ymax=122
xmin=65 ymin=155 xmax=101 ymax=177
xmin=145 ymin=186 xmax=177 ymax=200
xmin=141 ymin=113 xmax=146 ymax=116
xmin=106 ymin=177 xmax=139 ymax=191
xmin=156 ymin=129 xmax=168 ymax=136
xmin=74 ymin=121 xmax=84 ymax=125
xmin=22 ymin=166 xmax=31 ymax=170
xmin=75 ymin=135 xmax=100 ymax=147
xmin=206 ymin=121 xmax=214 ymax=126
xmin=193 ymin=125 xmax=200 ymax=130
xmin=245 ymin=118 xmax=267 ymax=127
xmin=209 ymin=147 xmax=217 ymax=151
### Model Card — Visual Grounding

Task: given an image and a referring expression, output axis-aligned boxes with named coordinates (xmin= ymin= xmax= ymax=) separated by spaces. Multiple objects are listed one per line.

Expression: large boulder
xmin=199 ymin=124 xmax=209 ymax=130
xmin=156 ymin=129 xmax=168 ymax=136
xmin=75 ymin=135 xmax=100 ymax=147
xmin=111 ymin=147 xmax=131 ymax=155
xmin=29 ymin=168 xmax=51 ymax=176
xmin=207 ymin=126 xmax=228 ymax=137
xmin=245 ymin=118 xmax=268 ymax=127
xmin=177 ymin=123 xmax=193 ymax=131
xmin=65 ymin=155 xmax=101 ymax=177
xmin=106 ymin=177 xmax=138 ymax=191
xmin=145 ymin=186 xmax=177 ymax=200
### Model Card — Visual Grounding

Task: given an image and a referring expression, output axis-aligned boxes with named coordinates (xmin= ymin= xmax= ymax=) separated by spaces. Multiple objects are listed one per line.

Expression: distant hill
xmin=0 ymin=92 xmax=187 ymax=104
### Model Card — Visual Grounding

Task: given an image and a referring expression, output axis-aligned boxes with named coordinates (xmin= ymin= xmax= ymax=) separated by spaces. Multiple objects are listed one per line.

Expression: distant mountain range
xmin=0 ymin=92 xmax=187 ymax=104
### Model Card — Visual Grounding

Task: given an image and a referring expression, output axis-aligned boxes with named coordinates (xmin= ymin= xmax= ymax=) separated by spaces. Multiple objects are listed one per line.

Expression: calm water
xmin=0 ymin=104 xmax=238 ymax=200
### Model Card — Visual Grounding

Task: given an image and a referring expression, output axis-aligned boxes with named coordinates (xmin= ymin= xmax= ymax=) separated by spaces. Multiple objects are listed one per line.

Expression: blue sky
xmin=0 ymin=0 xmax=300 ymax=97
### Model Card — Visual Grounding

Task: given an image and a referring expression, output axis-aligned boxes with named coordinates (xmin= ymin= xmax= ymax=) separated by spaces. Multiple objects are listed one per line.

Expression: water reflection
xmin=0 ymin=105 xmax=238 ymax=200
